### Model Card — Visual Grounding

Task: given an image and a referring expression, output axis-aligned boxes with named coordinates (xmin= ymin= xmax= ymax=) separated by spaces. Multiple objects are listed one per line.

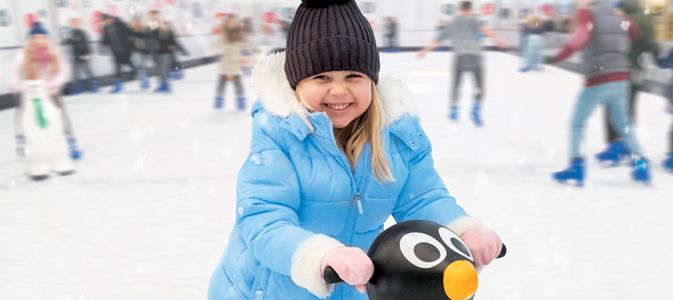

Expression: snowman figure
xmin=21 ymin=79 xmax=74 ymax=180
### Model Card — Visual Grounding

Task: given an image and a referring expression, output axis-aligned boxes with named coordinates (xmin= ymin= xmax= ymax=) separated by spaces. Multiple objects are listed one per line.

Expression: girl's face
xmin=30 ymin=34 xmax=48 ymax=47
xmin=298 ymin=71 xmax=373 ymax=129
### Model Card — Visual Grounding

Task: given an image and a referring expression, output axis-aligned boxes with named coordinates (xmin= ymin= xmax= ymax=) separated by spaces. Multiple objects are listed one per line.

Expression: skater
xmin=657 ymin=48 xmax=673 ymax=173
xmin=130 ymin=16 xmax=151 ymax=90
xmin=146 ymin=10 xmax=181 ymax=94
xmin=417 ymin=0 xmax=507 ymax=126
xmin=212 ymin=14 xmax=248 ymax=110
xmin=100 ymin=14 xmax=138 ymax=93
xmin=546 ymin=0 xmax=651 ymax=185
xmin=10 ymin=22 xmax=80 ymax=179
xmin=166 ymin=21 xmax=189 ymax=81
xmin=64 ymin=17 xmax=97 ymax=94
xmin=207 ymin=1 xmax=502 ymax=299
xmin=382 ymin=16 xmax=399 ymax=50
xmin=519 ymin=14 xmax=545 ymax=72
xmin=594 ymin=0 xmax=659 ymax=166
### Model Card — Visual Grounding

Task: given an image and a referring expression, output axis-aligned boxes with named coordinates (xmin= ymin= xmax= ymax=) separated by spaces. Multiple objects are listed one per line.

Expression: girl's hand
xmin=321 ymin=247 xmax=374 ymax=293
xmin=460 ymin=227 xmax=502 ymax=267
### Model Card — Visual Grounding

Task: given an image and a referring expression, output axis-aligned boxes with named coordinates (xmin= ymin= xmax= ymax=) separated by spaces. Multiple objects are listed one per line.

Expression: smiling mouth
xmin=325 ymin=103 xmax=352 ymax=111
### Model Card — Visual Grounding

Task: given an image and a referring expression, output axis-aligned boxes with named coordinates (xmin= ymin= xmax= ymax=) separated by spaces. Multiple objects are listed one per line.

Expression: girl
xmin=11 ymin=22 xmax=82 ymax=164
xmin=213 ymin=14 xmax=248 ymax=110
xmin=208 ymin=1 xmax=502 ymax=299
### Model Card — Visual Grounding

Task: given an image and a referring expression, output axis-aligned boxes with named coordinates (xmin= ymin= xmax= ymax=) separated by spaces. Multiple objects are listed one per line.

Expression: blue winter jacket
xmin=208 ymin=52 xmax=471 ymax=300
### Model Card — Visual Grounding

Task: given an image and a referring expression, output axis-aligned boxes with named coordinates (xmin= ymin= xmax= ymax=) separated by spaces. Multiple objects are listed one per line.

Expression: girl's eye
xmin=346 ymin=73 xmax=362 ymax=79
xmin=313 ymin=75 xmax=329 ymax=80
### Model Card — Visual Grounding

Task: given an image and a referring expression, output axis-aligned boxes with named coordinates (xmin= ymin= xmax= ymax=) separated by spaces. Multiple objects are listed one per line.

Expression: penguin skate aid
xmin=323 ymin=220 xmax=506 ymax=300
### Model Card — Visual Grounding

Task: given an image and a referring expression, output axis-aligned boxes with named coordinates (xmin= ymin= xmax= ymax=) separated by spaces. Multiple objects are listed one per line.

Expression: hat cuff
xmin=285 ymin=36 xmax=379 ymax=89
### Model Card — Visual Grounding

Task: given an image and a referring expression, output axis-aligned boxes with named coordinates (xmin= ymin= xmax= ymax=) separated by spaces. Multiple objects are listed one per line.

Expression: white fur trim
xmin=375 ymin=75 xmax=419 ymax=125
xmin=291 ymin=234 xmax=345 ymax=298
xmin=447 ymin=216 xmax=486 ymax=236
xmin=251 ymin=52 xmax=417 ymax=127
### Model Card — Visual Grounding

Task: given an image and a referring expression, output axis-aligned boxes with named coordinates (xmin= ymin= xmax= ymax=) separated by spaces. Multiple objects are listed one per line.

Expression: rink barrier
xmin=0 ymin=55 xmax=219 ymax=111
xmin=2 ymin=47 xmax=670 ymax=111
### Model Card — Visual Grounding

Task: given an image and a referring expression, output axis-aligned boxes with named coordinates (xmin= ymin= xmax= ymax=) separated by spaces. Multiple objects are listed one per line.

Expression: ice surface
xmin=1 ymin=52 xmax=672 ymax=299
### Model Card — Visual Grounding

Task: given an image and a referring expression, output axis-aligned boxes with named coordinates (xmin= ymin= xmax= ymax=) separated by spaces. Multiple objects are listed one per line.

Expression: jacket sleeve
xmin=236 ymin=112 xmax=330 ymax=274
xmin=391 ymin=118 xmax=470 ymax=227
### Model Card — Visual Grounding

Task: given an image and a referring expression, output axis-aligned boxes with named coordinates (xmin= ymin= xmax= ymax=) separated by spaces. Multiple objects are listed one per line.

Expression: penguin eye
xmin=399 ymin=232 xmax=447 ymax=269
xmin=438 ymin=227 xmax=473 ymax=260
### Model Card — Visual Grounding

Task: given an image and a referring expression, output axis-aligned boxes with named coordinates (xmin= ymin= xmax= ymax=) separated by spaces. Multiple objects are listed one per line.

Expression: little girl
xmin=11 ymin=22 xmax=82 ymax=165
xmin=208 ymin=1 xmax=502 ymax=299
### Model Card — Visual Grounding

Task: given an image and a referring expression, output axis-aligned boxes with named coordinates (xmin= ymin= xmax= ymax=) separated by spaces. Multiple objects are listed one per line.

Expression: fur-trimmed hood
xmin=251 ymin=52 xmax=418 ymax=131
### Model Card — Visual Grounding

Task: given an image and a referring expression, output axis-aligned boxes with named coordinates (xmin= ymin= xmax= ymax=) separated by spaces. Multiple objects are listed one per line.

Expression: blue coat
xmin=208 ymin=52 xmax=471 ymax=300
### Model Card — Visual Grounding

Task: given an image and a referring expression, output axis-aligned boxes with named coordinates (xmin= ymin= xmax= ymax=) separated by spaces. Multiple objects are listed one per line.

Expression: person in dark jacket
xmin=131 ymin=16 xmax=151 ymax=90
xmin=64 ymin=17 xmax=97 ymax=93
xmin=101 ymin=14 xmax=138 ymax=93
xmin=546 ymin=0 xmax=651 ymax=185
xmin=165 ymin=21 xmax=189 ymax=81
xmin=146 ymin=11 xmax=185 ymax=93
xmin=594 ymin=0 xmax=660 ymax=165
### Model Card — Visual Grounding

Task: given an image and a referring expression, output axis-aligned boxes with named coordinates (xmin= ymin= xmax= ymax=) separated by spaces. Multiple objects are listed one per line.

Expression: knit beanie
xmin=284 ymin=0 xmax=380 ymax=89
xmin=29 ymin=22 xmax=48 ymax=36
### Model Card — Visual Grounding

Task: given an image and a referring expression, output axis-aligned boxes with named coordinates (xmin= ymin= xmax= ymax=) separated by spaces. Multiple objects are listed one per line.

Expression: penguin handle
xmin=497 ymin=244 xmax=507 ymax=258
xmin=323 ymin=266 xmax=343 ymax=284
xmin=322 ymin=244 xmax=506 ymax=284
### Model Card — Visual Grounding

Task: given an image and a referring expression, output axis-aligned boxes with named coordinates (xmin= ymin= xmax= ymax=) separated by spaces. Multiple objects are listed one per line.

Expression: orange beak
xmin=443 ymin=260 xmax=478 ymax=300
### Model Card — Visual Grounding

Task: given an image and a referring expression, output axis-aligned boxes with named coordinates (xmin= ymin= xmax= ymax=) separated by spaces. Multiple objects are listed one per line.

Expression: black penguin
xmin=367 ymin=220 xmax=478 ymax=300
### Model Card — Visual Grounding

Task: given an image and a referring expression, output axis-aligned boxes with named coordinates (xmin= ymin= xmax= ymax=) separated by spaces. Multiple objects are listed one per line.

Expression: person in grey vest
xmin=546 ymin=0 xmax=651 ymax=186
xmin=594 ymin=0 xmax=659 ymax=166
xmin=417 ymin=1 xmax=507 ymax=127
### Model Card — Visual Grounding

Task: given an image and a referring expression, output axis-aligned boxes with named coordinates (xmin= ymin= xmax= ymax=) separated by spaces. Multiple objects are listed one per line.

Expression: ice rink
xmin=1 ymin=52 xmax=672 ymax=299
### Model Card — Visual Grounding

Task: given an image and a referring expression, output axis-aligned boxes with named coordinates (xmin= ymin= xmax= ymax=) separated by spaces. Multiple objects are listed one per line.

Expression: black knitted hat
xmin=284 ymin=0 xmax=380 ymax=89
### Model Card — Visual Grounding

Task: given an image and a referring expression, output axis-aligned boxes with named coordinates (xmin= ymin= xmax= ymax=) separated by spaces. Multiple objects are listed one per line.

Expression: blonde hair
xmin=297 ymin=82 xmax=394 ymax=183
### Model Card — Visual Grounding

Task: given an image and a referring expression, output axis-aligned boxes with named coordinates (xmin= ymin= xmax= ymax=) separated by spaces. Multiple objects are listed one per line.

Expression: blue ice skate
xmin=471 ymin=102 xmax=483 ymax=127
xmin=236 ymin=96 xmax=247 ymax=111
xmin=663 ymin=153 xmax=673 ymax=173
xmin=154 ymin=82 xmax=171 ymax=94
xmin=595 ymin=141 xmax=628 ymax=166
xmin=138 ymin=70 xmax=150 ymax=90
xmin=110 ymin=80 xmax=122 ymax=94
xmin=552 ymin=158 xmax=585 ymax=187
xmin=631 ymin=156 xmax=651 ymax=185
xmin=88 ymin=79 xmax=99 ymax=93
xmin=16 ymin=135 xmax=25 ymax=157
xmin=214 ymin=96 xmax=224 ymax=109
xmin=69 ymin=82 xmax=83 ymax=95
xmin=449 ymin=104 xmax=459 ymax=121
xmin=67 ymin=136 xmax=83 ymax=160
xmin=170 ymin=69 xmax=184 ymax=80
